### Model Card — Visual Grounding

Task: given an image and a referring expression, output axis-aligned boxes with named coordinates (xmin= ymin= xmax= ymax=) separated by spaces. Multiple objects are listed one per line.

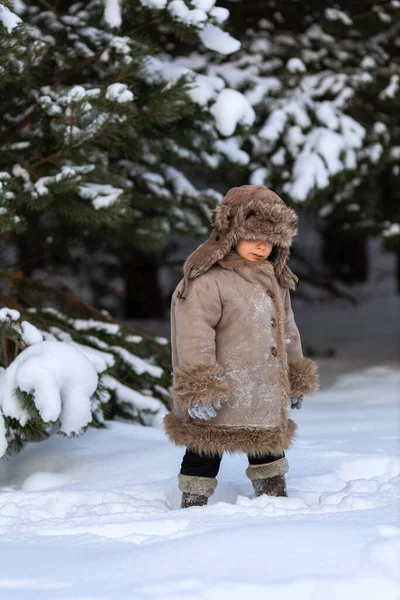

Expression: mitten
xmin=290 ymin=395 xmax=304 ymax=410
xmin=188 ymin=399 xmax=222 ymax=420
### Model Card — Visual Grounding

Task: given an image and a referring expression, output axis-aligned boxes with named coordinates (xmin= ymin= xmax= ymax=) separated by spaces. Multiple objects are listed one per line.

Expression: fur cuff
xmin=172 ymin=362 xmax=230 ymax=409
xmin=178 ymin=474 xmax=217 ymax=497
xmin=289 ymin=358 xmax=319 ymax=398
xmin=246 ymin=457 xmax=289 ymax=481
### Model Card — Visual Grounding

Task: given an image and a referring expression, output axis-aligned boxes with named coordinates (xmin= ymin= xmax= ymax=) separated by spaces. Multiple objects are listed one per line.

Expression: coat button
xmin=271 ymin=346 xmax=278 ymax=356
xmin=271 ymin=317 xmax=277 ymax=327
xmin=267 ymin=290 xmax=275 ymax=298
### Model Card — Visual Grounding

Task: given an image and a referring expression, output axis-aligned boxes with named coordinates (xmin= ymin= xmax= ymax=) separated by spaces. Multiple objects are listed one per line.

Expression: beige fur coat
xmin=164 ymin=250 xmax=319 ymax=457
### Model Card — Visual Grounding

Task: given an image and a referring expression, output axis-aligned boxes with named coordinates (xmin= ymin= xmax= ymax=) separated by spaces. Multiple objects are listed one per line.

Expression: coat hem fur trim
xmin=164 ymin=412 xmax=297 ymax=457
xmin=246 ymin=457 xmax=289 ymax=481
xmin=171 ymin=362 xmax=230 ymax=409
xmin=289 ymin=358 xmax=319 ymax=398
xmin=178 ymin=474 xmax=217 ymax=497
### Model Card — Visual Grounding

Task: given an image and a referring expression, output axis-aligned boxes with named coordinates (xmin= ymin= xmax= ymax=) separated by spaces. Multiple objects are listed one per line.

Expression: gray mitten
xmin=188 ymin=399 xmax=222 ymax=420
xmin=290 ymin=395 xmax=304 ymax=410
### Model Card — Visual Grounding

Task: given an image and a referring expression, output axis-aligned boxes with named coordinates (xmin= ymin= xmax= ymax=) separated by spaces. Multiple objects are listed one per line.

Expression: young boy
xmin=164 ymin=185 xmax=319 ymax=508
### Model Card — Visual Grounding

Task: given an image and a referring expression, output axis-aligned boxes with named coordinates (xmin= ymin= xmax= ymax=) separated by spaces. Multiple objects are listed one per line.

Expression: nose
xmin=256 ymin=241 xmax=267 ymax=249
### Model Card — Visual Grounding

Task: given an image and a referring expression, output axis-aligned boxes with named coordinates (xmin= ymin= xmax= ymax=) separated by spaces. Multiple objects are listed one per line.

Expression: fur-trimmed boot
xmin=246 ymin=457 xmax=289 ymax=498
xmin=178 ymin=474 xmax=217 ymax=508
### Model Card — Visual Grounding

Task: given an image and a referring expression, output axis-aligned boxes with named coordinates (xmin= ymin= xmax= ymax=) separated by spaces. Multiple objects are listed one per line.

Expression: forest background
xmin=0 ymin=0 xmax=399 ymax=457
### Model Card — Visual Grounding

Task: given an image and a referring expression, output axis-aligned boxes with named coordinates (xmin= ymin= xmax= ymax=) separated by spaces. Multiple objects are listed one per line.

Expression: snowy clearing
xmin=0 ymin=364 xmax=399 ymax=599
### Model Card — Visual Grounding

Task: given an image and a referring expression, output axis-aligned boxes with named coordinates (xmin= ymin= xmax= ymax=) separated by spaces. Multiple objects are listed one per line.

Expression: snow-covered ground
xmin=0 ymin=365 xmax=399 ymax=600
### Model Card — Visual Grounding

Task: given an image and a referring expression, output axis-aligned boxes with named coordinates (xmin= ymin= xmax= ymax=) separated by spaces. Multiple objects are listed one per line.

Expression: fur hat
xmin=177 ymin=185 xmax=299 ymax=298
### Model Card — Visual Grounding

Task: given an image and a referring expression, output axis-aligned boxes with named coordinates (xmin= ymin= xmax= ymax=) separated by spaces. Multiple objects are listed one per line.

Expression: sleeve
xmin=283 ymin=288 xmax=319 ymax=398
xmin=171 ymin=275 xmax=230 ymax=410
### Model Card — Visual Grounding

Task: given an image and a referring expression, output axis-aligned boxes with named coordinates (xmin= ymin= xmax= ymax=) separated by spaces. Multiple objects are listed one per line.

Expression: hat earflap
xmin=210 ymin=204 xmax=232 ymax=234
xmin=271 ymin=246 xmax=298 ymax=291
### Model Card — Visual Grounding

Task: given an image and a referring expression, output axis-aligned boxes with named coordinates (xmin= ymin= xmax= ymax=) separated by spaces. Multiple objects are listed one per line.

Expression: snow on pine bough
xmin=0 ymin=340 xmax=98 ymax=458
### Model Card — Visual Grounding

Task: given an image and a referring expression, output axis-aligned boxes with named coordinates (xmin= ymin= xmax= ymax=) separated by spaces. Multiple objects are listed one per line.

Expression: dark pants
xmin=180 ymin=448 xmax=285 ymax=478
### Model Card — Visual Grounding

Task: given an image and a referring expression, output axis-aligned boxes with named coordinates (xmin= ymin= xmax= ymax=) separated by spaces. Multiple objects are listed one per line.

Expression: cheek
xmin=237 ymin=242 xmax=251 ymax=254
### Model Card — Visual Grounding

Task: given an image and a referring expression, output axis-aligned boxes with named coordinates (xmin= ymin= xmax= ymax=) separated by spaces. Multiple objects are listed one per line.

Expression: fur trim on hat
xmin=171 ymin=362 xmax=230 ymax=409
xmin=288 ymin=358 xmax=319 ymax=398
xmin=210 ymin=203 xmax=232 ymax=234
xmin=246 ymin=457 xmax=289 ymax=481
xmin=178 ymin=186 xmax=300 ymax=298
xmin=212 ymin=194 xmax=298 ymax=248
xmin=164 ymin=412 xmax=297 ymax=457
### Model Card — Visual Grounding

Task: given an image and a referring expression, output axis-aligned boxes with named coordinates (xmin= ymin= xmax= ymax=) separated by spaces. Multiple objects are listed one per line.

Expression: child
xmin=164 ymin=185 xmax=319 ymax=508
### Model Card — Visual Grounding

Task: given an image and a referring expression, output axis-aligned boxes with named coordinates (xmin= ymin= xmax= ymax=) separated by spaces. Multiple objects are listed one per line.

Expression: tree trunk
xmin=322 ymin=221 xmax=368 ymax=284
xmin=122 ymin=248 xmax=165 ymax=318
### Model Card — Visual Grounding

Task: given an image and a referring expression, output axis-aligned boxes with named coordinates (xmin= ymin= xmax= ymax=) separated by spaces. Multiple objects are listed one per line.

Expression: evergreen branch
xmin=292 ymin=249 xmax=358 ymax=304
xmin=28 ymin=152 xmax=63 ymax=172
xmin=352 ymin=1 xmax=395 ymax=22
xmin=124 ymin=18 xmax=162 ymax=36
xmin=38 ymin=0 xmax=68 ymax=26
xmin=2 ymin=108 xmax=36 ymax=145
xmin=12 ymin=273 xmax=162 ymax=344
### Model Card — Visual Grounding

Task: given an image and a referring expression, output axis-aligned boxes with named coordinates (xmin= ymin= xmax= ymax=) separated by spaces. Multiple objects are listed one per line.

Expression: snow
xmin=69 ymin=341 xmax=115 ymax=372
xmin=373 ymin=121 xmax=387 ymax=135
xmin=259 ymin=108 xmax=287 ymax=143
xmin=0 ymin=307 xmax=20 ymax=321
xmin=379 ymin=74 xmax=399 ymax=100
xmin=78 ymin=183 xmax=124 ymax=209
xmin=168 ymin=1 xmax=208 ymax=26
xmin=126 ymin=334 xmax=143 ymax=343
xmin=287 ymin=57 xmax=306 ymax=73
xmin=139 ymin=0 xmax=167 ymax=7
xmin=102 ymin=374 xmax=166 ymax=420
xmin=0 ymin=365 xmax=399 ymax=597
xmin=103 ymin=0 xmax=121 ymax=28
xmin=0 ymin=3 xmax=22 ymax=32
xmin=287 ymin=119 xmax=365 ymax=201
xmin=250 ymin=167 xmax=269 ymax=185
xmin=271 ymin=147 xmax=286 ymax=166
xmin=187 ymin=73 xmax=225 ymax=106
xmin=111 ymin=345 xmax=163 ymax=378
xmin=21 ymin=472 xmax=70 ymax=492
xmin=390 ymin=146 xmax=400 ymax=160
xmin=20 ymin=321 xmax=43 ymax=345
xmin=210 ymin=89 xmax=256 ymax=136
xmin=214 ymin=137 xmax=250 ymax=165
xmin=210 ymin=6 xmax=229 ymax=24
xmin=325 ymin=8 xmax=353 ymax=26
xmin=0 ymin=341 xmax=98 ymax=454
xmin=316 ymin=101 xmax=339 ymax=129
xmin=141 ymin=56 xmax=189 ymax=86
xmin=365 ymin=143 xmax=383 ymax=164
xmin=383 ymin=223 xmax=400 ymax=238
xmin=361 ymin=56 xmax=376 ymax=70
xmin=105 ymin=82 xmax=134 ymax=103
xmin=192 ymin=0 xmax=216 ymax=10
xmin=140 ymin=57 xmax=253 ymax=142
xmin=199 ymin=24 xmax=241 ymax=55
xmin=71 ymin=318 xmax=120 ymax=334
xmin=245 ymin=76 xmax=281 ymax=106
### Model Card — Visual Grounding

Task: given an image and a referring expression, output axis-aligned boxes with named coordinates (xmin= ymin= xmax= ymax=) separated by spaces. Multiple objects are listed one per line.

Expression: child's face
xmin=235 ymin=239 xmax=273 ymax=262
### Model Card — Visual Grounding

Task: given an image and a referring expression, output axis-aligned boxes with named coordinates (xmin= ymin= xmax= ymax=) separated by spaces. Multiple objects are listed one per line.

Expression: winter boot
xmin=178 ymin=474 xmax=217 ymax=508
xmin=246 ymin=457 xmax=289 ymax=498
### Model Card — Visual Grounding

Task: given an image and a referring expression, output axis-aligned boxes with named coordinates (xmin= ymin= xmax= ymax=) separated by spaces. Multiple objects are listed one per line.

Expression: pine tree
xmin=0 ymin=0 xmax=252 ymax=456
xmin=179 ymin=0 xmax=400 ymax=283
